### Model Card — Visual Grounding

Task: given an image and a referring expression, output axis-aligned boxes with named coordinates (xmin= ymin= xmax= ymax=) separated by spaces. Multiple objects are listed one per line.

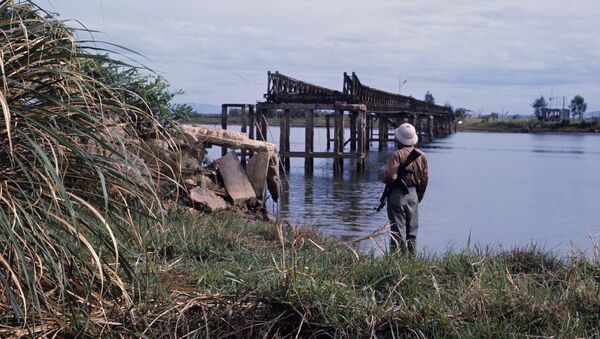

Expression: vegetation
xmin=0 ymin=0 xmax=180 ymax=334
xmin=570 ymin=95 xmax=587 ymax=120
xmin=531 ymin=96 xmax=548 ymax=120
xmin=12 ymin=209 xmax=594 ymax=337
xmin=459 ymin=117 xmax=600 ymax=133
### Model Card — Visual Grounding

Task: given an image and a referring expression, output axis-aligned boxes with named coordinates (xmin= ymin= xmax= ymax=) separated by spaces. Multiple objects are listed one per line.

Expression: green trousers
xmin=386 ymin=186 xmax=419 ymax=256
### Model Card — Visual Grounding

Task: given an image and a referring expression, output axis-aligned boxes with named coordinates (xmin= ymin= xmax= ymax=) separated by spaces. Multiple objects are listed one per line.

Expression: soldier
xmin=382 ymin=123 xmax=429 ymax=256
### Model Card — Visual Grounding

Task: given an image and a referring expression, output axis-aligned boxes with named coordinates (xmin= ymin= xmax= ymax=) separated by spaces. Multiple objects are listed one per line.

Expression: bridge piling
xmin=285 ymin=110 xmax=291 ymax=172
xmin=428 ymin=116 xmax=434 ymax=143
xmin=221 ymin=105 xmax=228 ymax=156
xmin=325 ymin=114 xmax=331 ymax=150
xmin=305 ymin=109 xmax=314 ymax=173
xmin=240 ymin=105 xmax=248 ymax=166
xmin=377 ymin=116 xmax=385 ymax=151
xmin=334 ymin=109 xmax=344 ymax=174
xmin=357 ymin=110 xmax=367 ymax=173
xmin=350 ymin=112 xmax=357 ymax=151
xmin=366 ymin=114 xmax=372 ymax=151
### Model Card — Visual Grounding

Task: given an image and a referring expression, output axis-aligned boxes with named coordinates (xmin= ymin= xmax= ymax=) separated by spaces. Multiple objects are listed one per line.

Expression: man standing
xmin=382 ymin=123 xmax=429 ymax=256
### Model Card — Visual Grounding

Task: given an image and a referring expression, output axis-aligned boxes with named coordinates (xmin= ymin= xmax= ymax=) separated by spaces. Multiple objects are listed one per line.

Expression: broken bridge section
xmin=221 ymin=71 xmax=458 ymax=175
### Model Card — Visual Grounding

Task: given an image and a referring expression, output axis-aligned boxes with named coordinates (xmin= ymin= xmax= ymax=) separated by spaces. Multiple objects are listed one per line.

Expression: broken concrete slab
xmin=266 ymin=153 xmax=281 ymax=203
xmin=182 ymin=125 xmax=277 ymax=154
xmin=216 ymin=152 xmax=256 ymax=206
xmin=189 ymin=186 xmax=228 ymax=212
xmin=246 ymin=152 xmax=270 ymax=200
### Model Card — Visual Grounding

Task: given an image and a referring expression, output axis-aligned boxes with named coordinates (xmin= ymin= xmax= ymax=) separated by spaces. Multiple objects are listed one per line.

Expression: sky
xmin=38 ymin=0 xmax=600 ymax=115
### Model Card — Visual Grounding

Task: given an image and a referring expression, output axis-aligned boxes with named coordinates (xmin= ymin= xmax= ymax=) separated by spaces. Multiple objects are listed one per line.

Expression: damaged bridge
xmin=220 ymin=71 xmax=457 ymax=174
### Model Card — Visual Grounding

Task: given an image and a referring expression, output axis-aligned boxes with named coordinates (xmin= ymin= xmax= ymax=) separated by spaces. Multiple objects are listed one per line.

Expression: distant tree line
xmin=531 ymin=95 xmax=587 ymax=120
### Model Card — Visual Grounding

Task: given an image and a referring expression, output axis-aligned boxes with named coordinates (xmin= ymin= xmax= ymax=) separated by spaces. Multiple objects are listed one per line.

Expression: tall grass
xmin=130 ymin=211 xmax=600 ymax=337
xmin=0 ymin=0 xmax=177 ymax=335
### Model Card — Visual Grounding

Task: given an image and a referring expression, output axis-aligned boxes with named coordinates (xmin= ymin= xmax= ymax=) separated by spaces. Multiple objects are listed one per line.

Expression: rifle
xmin=375 ymin=149 xmax=421 ymax=212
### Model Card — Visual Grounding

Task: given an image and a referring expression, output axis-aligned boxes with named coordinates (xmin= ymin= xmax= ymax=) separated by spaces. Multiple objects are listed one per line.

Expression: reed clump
xmin=0 ymin=1 xmax=177 ymax=336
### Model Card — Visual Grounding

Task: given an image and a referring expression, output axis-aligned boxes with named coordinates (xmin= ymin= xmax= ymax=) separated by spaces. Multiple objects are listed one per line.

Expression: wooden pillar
xmin=279 ymin=110 xmax=287 ymax=171
xmin=257 ymin=108 xmax=269 ymax=141
xmin=414 ymin=114 xmax=421 ymax=137
xmin=334 ymin=109 xmax=344 ymax=174
xmin=284 ymin=109 xmax=291 ymax=172
xmin=247 ymin=105 xmax=255 ymax=157
xmin=350 ymin=112 xmax=357 ymax=151
xmin=305 ymin=109 xmax=314 ymax=173
xmin=325 ymin=114 xmax=331 ymax=150
xmin=365 ymin=114 xmax=371 ymax=151
xmin=378 ymin=115 xmax=385 ymax=151
xmin=428 ymin=115 xmax=434 ymax=143
xmin=240 ymin=105 xmax=248 ymax=167
xmin=356 ymin=110 xmax=366 ymax=173
xmin=221 ymin=105 xmax=228 ymax=156
xmin=248 ymin=106 xmax=255 ymax=140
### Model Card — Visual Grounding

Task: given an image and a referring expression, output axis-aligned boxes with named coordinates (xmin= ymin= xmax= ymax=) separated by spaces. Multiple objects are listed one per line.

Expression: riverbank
xmin=31 ymin=209 xmax=597 ymax=337
xmin=459 ymin=118 xmax=600 ymax=134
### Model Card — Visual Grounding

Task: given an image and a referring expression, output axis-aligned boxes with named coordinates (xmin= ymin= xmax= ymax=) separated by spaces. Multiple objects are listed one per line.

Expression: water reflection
xmin=202 ymin=125 xmax=600 ymax=256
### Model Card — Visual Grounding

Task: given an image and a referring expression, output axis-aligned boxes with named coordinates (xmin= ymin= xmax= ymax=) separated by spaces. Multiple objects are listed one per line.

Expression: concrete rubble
xmin=216 ymin=152 xmax=256 ymax=206
xmin=181 ymin=125 xmax=282 ymax=211
xmin=189 ymin=186 xmax=228 ymax=212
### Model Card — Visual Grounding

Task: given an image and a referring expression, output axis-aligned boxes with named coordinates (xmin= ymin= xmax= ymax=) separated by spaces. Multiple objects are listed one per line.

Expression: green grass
xmin=78 ymin=210 xmax=597 ymax=338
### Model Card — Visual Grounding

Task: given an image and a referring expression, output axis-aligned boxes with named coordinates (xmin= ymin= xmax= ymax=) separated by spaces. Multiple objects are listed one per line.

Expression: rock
xmin=189 ymin=186 xmax=228 ymax=212
xmin=264 ymin=212 xmax=277 ymax=223
xmin=184 ymin=178 xmax=197 ymax=186
xmin=216 ymin=152 xmax=256 ymax=206
xmin=266 ymin=154 xmax=281 ymax=202
xmin=246 ymin=152 xmax=270 ymax=200
xmin=181 ymin=155 xmax=202 ymax=173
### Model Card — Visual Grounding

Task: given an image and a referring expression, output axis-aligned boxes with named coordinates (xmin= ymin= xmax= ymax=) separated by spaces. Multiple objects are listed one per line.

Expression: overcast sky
xmin=39 ymin=0 xmax=600 ymax=114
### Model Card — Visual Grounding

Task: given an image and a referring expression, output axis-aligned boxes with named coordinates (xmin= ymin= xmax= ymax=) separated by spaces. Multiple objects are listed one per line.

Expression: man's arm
xmin=416 ymin=156 xmax=428 ymax=202
xmin=383 ymin=152 xmax=400 ymax=184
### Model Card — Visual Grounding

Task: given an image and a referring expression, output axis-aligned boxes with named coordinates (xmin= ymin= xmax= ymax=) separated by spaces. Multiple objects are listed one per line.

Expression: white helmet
xmin=394 ymin=123 xmax=418 ymax=146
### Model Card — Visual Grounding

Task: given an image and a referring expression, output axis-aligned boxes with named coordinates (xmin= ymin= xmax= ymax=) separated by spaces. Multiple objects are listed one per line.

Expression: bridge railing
xmin=264 ymin=71 xmax=344 ymax=104
xmin=344 ymin=72 xmax=451 ymax=115
xmin=264 ymin=71 xmax=453 ymax=115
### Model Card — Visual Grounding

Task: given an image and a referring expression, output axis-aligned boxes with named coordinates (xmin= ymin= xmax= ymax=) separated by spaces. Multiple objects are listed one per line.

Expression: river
xmin=200 ymin=124 xmax=600 ymax=257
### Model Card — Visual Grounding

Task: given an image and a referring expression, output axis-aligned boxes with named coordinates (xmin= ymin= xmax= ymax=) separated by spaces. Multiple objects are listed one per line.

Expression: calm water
xmin=200 ymin=124 xmax=600 ymax=256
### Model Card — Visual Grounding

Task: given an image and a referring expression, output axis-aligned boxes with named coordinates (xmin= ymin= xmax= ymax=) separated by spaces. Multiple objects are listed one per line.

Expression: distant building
xmin=540 ymin=108 xmax=570 ymax=121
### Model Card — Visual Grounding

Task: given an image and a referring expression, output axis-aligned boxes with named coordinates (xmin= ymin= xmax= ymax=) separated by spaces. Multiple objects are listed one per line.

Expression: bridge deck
xmin=218 ymin=71 xmax=457 ymax=175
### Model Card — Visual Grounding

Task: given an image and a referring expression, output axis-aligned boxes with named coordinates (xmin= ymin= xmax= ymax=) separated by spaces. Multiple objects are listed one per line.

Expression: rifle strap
xmin=396 ymin=149 xmax=421 ymax=178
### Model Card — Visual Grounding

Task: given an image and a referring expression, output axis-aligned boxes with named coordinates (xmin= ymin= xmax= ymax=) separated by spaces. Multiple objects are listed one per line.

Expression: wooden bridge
xmin=220 ymin=71 xmax=457 ymax=174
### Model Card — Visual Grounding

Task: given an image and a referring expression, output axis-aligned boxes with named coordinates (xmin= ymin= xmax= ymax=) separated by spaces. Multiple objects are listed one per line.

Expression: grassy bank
xmin=37 ymin=209 xmax=595 ymax=337
xmin=459 ymin=118 xmax=600 ymax=134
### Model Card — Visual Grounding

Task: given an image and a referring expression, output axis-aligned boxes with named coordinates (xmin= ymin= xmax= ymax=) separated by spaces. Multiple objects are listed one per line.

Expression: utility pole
xmin=398 ymin=74 xmax=407 ymax=94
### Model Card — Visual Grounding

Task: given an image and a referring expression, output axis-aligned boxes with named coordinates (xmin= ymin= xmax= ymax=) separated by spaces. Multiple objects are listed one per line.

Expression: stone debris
xmin=216 ymin=152 xmax=256 ymax=206
xmin=189 ymin=186 xmax=228 ymax=212
xmin=181 ymin=154 xmax=202 ymax=173
xmin=176 ymin=125 xmax=282 ymax=215
xmin=245 ymin=152 xmax=270 ymax=200
xmin=183 ymin=125 xmax=277 ymax=154
xmin=266 ymin=153 xmax=281 ymax=202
